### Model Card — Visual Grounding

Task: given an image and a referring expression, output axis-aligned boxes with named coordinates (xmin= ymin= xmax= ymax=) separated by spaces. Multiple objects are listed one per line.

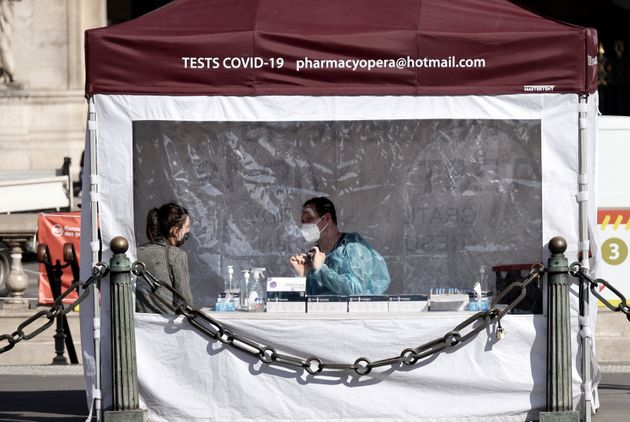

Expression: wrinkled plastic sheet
xmin=133 ymin=118 xmax=541 ymax=307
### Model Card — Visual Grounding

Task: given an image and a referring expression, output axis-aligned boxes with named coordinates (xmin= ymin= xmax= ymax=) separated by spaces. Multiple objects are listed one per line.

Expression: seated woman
xmin=135 ymin=202 xmax=193 ymax=313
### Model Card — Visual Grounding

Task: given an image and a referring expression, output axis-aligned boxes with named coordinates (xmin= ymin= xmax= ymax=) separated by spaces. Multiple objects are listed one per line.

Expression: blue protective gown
xmin=306 ymin=232 xmax=391 ymax=295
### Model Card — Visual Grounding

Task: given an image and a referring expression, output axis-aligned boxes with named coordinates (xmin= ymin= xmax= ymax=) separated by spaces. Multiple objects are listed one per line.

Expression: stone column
xmin=0 ymin=0 xmax=17 ymax=86
xmin=5 ymin=238 xmax=29 ymax=308
xmin=104 ymin=236 xmax=146 ymax=422
xmin=540 ymin=236 xmax=579 ymax=422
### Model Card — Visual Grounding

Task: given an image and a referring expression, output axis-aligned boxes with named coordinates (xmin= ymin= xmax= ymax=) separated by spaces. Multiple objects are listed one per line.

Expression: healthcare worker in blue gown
xmin=289 ymin=197 xmax=391 ymax=296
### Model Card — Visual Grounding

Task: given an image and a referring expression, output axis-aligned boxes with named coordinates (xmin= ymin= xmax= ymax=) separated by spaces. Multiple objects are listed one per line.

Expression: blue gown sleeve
xmin=309 ymin=241 xmax=390 ymax=295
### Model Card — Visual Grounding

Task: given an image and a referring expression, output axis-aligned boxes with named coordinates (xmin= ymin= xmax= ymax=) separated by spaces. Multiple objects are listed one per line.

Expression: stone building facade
xmin=0 ymin=0 xmax=106 ymax=180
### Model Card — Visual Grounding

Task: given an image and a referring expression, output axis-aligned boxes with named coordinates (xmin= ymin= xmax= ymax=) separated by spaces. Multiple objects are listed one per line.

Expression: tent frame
xmin=578 ymin=93 xmax=593 ymax=422
xmin=87 ymin=98 xmax=103 ymax=422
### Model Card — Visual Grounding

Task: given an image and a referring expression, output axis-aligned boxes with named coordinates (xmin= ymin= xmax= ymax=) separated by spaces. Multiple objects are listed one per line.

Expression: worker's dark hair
xmin=303 ymin=197 xmax=337 ymax=225
xmin=146 ymin=202 xmax=189 ymax=242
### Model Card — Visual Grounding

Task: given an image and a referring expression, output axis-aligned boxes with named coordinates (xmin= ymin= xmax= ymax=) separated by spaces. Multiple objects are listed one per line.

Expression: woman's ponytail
xmin=146 ymin=207 xmax=161 ymax=242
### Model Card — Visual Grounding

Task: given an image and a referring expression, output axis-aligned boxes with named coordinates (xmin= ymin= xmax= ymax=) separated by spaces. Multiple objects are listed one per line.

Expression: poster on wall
xmin=132 ymin=119 xmax=542 ymax=307
xmin=37 ymin=212 xmax=81 ymax=305
xmin=597 ymin=209 xmax=630 ymax=305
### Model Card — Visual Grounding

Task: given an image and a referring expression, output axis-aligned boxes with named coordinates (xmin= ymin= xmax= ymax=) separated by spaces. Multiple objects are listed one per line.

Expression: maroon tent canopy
xmin=85 ymin=0 xmax=597 ymax=96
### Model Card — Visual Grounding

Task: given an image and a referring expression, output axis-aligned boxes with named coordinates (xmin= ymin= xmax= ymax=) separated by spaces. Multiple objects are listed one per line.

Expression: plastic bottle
xmin=249 ymin=267 xmax=266 ymax=311
xmin=476 ymin=266 xmax=489 ymax=311
xmin=223 ymin=265 xmax=235 ymax=310
xmin=226 ymin=265 xmax=234 ymax=291
xmin=240 ymin=270 xmax=251 ymax=311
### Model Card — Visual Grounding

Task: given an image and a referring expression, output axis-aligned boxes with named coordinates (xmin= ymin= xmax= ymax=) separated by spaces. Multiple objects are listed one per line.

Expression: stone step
xmin=596 ymin=337 xmax=630 ymax=363
xmin=595 ymin=308 xmax=630 ymax=336
xmin=595 ymin=308 xmax=630 ymax=364
xmin=0 ymin=307 xmax=82 ymax=366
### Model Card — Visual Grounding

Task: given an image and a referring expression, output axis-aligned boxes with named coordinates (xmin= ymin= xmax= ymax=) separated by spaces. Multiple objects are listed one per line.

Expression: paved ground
xmin=594 ymin=372 xmax=630 ymax=421
xmin=0 ymin=365 xmax=627 ymax=421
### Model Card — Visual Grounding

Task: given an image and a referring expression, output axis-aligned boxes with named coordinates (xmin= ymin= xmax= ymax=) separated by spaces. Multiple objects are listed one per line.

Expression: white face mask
xmin=301 ymin=216 xmax=326 ymax=243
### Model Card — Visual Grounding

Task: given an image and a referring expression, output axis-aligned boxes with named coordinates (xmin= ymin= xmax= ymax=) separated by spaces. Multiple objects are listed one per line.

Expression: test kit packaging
xmin=429 ymin=293 xmax=469 ymax=311
xmin=306 ymin=295 xmax=348 ymax=313
xmin=266 ymin=277 xmax=307 ymax=313
xmin=266 ymin=277 xmax=306 ymax=292
xmin=467 ymin=290 xmax=494 ymax=301
xmin=387 ymin=294 xmax=429 ymax=312
xmin=266 ymin=291 xmax=306 ymax=313
xmin=348 ymin=295 xmax=389 ymax=313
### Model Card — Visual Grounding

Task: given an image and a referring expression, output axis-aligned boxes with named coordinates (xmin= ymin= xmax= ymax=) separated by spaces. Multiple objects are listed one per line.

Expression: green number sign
xmin=601 ymin=237 xmax=628 ymax=266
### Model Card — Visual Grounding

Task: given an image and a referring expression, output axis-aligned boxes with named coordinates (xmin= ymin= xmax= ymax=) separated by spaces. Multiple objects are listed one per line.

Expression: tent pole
xmin=88 ymin=97 xmax=103 ymax=422
xmin=578 ymin=93 xmax=592 ymax=422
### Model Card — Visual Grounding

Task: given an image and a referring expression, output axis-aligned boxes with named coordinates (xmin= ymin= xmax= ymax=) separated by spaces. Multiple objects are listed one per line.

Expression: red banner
xmin=38 ymin=212 xmax=81 ymax=305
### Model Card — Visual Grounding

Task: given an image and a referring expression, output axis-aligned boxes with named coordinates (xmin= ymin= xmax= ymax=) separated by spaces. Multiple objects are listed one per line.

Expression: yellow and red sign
xmin=597 ymin=209 xmax=630 ymax=305
xmin=37 ymin=212 xmax=81 ymax=305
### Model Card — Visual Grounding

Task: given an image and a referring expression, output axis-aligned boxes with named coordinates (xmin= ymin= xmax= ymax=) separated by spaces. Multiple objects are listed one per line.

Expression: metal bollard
xmin=36 ymin=243 xmax=79 ymax=365
xmin=540 ymin=236 xmax=579 ymax=422
xmin=104 ymin=236 xmax=147 ymax=422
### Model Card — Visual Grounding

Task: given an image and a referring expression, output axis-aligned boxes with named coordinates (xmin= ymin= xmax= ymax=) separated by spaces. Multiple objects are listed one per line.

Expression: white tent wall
xmin=79 ymin=93 xmax=599 ymax=420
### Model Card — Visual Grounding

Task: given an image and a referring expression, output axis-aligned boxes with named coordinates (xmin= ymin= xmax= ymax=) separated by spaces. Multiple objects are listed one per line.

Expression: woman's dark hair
xmin=146 ymin=202 xmax=189 ymax=242
xmin=303 ymin=197 xmax=337 ymax=225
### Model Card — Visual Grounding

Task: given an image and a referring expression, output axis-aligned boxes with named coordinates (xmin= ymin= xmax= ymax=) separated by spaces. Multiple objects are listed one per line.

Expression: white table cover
xmin=134 ymin=312 xmax=585 ymax=422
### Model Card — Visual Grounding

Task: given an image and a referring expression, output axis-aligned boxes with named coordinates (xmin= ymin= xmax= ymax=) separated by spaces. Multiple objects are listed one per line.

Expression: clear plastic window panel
xmin=133 ymin=119 xmax=542 ymax=311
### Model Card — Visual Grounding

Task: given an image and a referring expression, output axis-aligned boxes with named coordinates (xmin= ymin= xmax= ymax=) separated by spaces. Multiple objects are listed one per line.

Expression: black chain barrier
xmin=132 ymin=261 xmax=545 ymax=376
xmin=0 ymin=263 xmax=110 ymax=354
xmin=569 ymin=262 xmax=630 ymax=322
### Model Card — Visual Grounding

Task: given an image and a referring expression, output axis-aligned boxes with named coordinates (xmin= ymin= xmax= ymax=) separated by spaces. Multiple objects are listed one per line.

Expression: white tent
xmin=80 ymin=0 xmax=600 ymax=420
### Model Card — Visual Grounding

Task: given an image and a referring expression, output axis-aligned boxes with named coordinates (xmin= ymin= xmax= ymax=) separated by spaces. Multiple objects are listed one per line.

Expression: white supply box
xmin=266 ymin=277 xmax=306 ymax=292
xmin=388 ymin=294 xmax=429 ymax=312
xmin=266 ymin=277 xmax=307 ymax=313
xmin=307 ymin=296 xmax=348 ymax=313
xmin=266 ymin=296 xmax=306 ymax=313
xmin=348 ymin=295 xmax=389 ymax=313
xmin=429 ymin=293 xmax=469 ymax=311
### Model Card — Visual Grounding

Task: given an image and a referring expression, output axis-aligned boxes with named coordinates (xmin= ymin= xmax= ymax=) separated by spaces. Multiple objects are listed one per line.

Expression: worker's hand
xmin=289 ymin=253 xmax=309 ymax=276
xmin=310 ymin=246 xmax=326 ymax=270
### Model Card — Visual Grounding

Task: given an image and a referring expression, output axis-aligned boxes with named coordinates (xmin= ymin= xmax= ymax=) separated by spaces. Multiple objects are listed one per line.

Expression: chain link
xmin=569 ymin=262 xmax=630 ymax=322
xmin=0 ymin=263 xmax=109 ymax=355
xmin=135 ymin=262 xmax=544 ymax=376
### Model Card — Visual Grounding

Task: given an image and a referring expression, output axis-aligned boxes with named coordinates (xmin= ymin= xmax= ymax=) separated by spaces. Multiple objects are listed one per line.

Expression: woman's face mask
xmin=173 ymin=216 xmax=190 ymax=247
xmin=175 ymin=233 xmax=189 ymax=247
xmin=301 ymin=215 xmax=326 ymax=243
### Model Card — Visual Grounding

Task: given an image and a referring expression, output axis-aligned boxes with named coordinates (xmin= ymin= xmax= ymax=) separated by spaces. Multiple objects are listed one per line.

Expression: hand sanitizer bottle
xmin=226 ymin=265 xmax=234 ymax=291
xmin=240 ymin=270 xmax=250 ymax=311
